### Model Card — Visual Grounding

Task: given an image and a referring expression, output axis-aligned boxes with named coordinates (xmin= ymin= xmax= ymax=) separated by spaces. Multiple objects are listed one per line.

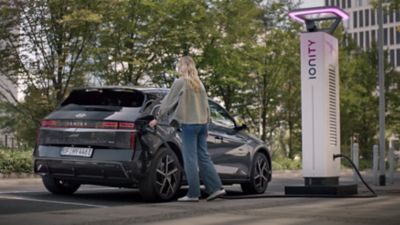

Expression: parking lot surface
xmin=0 ymin=170 xmax=399 ymax=225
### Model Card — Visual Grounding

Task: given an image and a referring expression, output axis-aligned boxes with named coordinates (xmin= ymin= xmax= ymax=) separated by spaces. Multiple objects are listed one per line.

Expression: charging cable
xmin=333 ymin=154 xmax=377 ymax=197
xmin=222 ymin=154 xmax=377 ymax=199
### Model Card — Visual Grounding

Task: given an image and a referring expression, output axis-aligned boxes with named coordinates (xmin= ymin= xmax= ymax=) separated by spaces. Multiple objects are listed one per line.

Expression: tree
xmin=0 ymin=0 xmax=102 ymax=146
xmin=198 ymin=0 xmax=264 ymax=112
xmin=386 ymin=70 xmax=400 ymax=137
xmin=339 ymin=46 xmax=379 ymax=159
xmin=234 ymin=1 xmax=302 ymax=158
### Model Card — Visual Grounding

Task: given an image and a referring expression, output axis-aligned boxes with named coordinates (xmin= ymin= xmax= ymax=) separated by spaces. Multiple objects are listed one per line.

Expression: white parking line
xmin=0 ymin=190 xmax=43 ymax=194
xmin=0 ymin=187 xmax=120 ymax=195
xmin=0 ymin=195 xmax=108 ymax=208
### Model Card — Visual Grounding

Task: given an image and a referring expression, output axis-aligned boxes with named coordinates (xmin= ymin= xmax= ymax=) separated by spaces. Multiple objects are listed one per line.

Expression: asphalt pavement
xmin=0 ymin=170 xmax=399 ymax=225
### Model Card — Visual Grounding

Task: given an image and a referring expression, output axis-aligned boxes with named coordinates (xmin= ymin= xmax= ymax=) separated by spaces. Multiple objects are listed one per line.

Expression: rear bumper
xmin=34 ymin=157 xmax=142 ymax=187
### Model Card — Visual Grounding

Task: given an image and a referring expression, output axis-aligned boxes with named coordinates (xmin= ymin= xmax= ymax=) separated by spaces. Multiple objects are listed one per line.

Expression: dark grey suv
xmin=34 ymin=86 xmax=272 ymax=201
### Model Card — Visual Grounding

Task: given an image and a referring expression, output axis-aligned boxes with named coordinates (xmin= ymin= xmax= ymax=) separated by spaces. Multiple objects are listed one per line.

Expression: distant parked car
xmin=34 ymin=86 xmax=272 ymax=201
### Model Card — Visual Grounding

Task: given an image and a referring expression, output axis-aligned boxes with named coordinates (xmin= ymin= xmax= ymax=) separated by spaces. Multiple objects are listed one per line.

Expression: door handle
xmin=215 ymin=136 xmax=223 ymax=140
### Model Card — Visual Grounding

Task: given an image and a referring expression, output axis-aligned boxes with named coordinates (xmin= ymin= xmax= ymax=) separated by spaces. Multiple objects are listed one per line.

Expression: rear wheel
xmin=241 ymin=152 xmax=270 ymax=194
xmin=42 ymin=175 xmax=80 ymax=195
xmin=139 ymin=147 xmax=182 ymax=202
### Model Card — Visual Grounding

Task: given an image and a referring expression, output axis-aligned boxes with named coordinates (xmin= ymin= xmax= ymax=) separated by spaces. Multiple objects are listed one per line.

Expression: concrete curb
xmin=0 ymin=173 xmax=39 ymax=179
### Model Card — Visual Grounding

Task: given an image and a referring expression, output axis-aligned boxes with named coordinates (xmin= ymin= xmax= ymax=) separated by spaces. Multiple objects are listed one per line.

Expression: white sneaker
xmin=177 ymin=196 xmax=199 ymax=202
xmin=206 ymin=189 xmax=226 ymax=201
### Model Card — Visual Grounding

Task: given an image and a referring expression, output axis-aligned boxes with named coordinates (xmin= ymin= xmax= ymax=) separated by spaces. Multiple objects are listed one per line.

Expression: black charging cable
xmin=333 ymin=154 xmax=377 ymax=197
xmin=222 ymin=154 xmax=377 ymax=199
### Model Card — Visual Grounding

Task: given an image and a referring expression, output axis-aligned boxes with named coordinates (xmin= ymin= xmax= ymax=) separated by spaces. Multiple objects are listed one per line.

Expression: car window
xmin=61 ymin=89 xmax=145 ymax=108
xmin=209 ymin=101 xmax=235 ymax=129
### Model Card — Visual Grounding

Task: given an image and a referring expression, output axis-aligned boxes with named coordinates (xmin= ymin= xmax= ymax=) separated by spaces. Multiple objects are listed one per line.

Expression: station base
xmin=284 ymin=177 xmax=358 ymax=196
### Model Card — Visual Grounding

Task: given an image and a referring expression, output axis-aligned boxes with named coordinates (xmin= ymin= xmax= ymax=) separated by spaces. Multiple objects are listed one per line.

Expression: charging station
xmin=285 ymin=7 xmax=357 ymax=195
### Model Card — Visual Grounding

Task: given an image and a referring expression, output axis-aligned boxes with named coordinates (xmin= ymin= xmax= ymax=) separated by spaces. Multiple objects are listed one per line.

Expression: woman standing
xmin=149 ymin=56 xmax=225 ymax=202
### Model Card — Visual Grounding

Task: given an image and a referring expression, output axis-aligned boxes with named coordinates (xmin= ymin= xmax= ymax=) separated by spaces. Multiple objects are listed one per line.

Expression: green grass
xmin=0 ymin=148 xmax=33 ymax=174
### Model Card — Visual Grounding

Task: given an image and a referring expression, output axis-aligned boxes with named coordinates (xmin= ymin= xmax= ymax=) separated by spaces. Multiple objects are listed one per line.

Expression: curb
xmin=0 ymin=173 xmax=39 ymax=179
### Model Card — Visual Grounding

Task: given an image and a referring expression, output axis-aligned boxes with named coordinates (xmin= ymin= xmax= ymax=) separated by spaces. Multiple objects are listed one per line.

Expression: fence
xmin=0 ymin=134 xmax=19 ymax=149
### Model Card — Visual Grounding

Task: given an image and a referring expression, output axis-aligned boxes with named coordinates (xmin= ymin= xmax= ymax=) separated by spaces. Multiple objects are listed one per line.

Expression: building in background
xmin=325 ymin=0 xmax=400 ymax=70
xmin=326 ymin=0 xmax=400 ymax=155
xmin=0 ymin=48 xmax=20 ymax=148
xmin=0 ymin=75 xmax=20 ymax=148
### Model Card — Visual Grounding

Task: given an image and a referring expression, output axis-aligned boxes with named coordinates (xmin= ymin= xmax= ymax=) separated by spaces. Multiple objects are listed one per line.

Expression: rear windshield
xmin=61 ymin=89 xmax=145 ymax=107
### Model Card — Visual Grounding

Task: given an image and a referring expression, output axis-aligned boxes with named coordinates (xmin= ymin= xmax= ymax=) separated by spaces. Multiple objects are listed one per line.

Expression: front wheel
xmin=41 ymin=175 xmax=80 ymax=195
xmin=139 ymin=147 xmax=182 ymax=202
xmin=241 ymin=152 xmax=270 ymax=194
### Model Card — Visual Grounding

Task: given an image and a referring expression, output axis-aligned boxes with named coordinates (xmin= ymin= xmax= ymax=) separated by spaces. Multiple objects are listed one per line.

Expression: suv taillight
xmin=40 ymin=120 xmax=135 ymax=130
xmin=41 ymin=120 xmax=59 ymax=127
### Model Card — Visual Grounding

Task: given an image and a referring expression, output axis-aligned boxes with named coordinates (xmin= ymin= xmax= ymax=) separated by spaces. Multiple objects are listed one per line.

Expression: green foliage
xmin=340 ymin=157 xmax=373 ymax=171
xmin=386 ymin=70 xmax=400 ymax=137
xmin=272 ymin=157 xmax=302 ymax=170
xmin=0 ymin=149 xmax=33 ymax=174
xmin=339 ymin=46 xmax=379 ymax=160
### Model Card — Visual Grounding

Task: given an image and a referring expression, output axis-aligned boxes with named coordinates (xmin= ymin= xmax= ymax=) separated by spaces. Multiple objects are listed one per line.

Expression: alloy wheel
xmin=155 ymin=154 xmax=180 ymax=198
xmin=253 ymin=155 xmax=269 ymax=191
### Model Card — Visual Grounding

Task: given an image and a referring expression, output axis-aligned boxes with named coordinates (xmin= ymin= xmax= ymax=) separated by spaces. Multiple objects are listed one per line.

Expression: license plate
xmin=61 ymin=147 xmax=93 ymax=157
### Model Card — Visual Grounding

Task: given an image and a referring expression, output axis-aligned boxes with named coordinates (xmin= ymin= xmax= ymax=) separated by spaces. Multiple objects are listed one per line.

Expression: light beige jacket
xmin=159 ymin=77 xmax=210 ymax=125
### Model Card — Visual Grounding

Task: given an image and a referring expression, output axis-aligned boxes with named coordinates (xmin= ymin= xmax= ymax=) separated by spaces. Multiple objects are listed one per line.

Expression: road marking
xmin=0 ymin=187 xmax=121 ymax=195
xmin=0 ymin=195 xmax=108 ymax=208
xmin=0 ymin=190 xmax=44 ymax=194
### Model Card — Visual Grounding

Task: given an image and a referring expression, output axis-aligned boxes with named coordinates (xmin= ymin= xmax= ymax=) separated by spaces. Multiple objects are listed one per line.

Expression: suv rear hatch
xmin=38 ymin=88 xmax=145 ymax=150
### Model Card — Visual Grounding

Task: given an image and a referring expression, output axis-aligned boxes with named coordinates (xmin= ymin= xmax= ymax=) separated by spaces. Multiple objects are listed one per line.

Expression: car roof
xmin=72 ymin=86 xmax=170 ymax=94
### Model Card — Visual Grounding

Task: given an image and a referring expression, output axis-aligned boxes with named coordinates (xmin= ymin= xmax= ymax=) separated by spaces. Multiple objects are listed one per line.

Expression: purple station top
xmin=288 ymin=6 xmax=349 ymax=24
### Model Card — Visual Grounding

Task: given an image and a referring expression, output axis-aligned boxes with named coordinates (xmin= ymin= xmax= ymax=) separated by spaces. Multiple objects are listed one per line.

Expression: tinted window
xmin=209 ymin=101 xmax=235 ymax=129
xmin=397 ymin=49 xmax=400 ymax=66
xmin=353 ymin=11 xmax=357 ymax=28
xmin=62 ymin=89 xmax=144 ymax=107
xmin=372 ymin=30 xmax=376 ymax=42
xmin=397 ymin=30 xmax=400 ymax=44
xmin=371 ymin=9 xmax=376 ymax=26
xmin=384 ymin=28 xmax=388 ymax=45
xmin=390 ymin=28 xmax=394 ymax=45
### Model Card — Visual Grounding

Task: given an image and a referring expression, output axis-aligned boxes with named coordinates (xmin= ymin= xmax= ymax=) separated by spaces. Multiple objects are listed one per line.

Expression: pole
xmin=351 ymin=142 xmax=359 ymax=184
xmin=377 ymin=0 xmax=386 ymax=186
xmin=388 ymin=145 xmax=394 ymax=184
xmin=373 ymin=145 xmax=379 ymax=185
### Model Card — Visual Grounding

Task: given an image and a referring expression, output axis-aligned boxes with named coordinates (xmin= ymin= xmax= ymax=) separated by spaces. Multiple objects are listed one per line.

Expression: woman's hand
xmin=149 ymin=119 xmax=158 ymax=128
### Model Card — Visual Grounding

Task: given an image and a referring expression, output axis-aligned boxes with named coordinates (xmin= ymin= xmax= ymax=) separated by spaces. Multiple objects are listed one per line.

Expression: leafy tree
xmin=234 ymin=1 xmax=302 ymax=158
xmin=197 ymin=0 xmax=264 ymax=112
xmin=338 ymin=32 xmax=399 ymax=160
xmin=339 ymin=44 xmax=379 ymax=159
xmin=386 ymin=70 xmax=400 ymax=137
xmin=0 ymin=0 xmax=102 ymax=146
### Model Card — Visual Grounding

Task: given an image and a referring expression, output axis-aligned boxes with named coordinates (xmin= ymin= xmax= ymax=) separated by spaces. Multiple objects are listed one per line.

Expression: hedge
xmin=0 ymin=149 xmax=33 ymax=174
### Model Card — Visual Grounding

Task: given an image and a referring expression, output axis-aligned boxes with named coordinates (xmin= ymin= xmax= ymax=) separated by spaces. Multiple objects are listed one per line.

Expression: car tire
xmin=139 ymin=147 xmax=182 ymax=202
xmin=41 ymin=175 xmax=80 ymax=195
xmin=241 ymin=152 xmax=270 ymax=194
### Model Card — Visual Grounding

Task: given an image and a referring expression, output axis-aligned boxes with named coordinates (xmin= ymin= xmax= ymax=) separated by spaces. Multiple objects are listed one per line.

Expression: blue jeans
xmin=180 ymin=124 xmax=222 ymax=198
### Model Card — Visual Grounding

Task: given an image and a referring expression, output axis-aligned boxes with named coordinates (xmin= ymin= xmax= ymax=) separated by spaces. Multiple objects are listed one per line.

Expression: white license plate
xmin=61 ymin=147 xmax=93 ymax=157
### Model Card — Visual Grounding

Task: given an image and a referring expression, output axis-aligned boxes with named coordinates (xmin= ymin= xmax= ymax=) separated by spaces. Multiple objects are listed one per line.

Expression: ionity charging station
xmin=285 ymin=7 xmax=357 ymax=195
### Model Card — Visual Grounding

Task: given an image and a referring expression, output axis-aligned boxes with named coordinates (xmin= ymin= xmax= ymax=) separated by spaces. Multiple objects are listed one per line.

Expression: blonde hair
xmin=176 ymin=56 xmax=201 ymax=92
